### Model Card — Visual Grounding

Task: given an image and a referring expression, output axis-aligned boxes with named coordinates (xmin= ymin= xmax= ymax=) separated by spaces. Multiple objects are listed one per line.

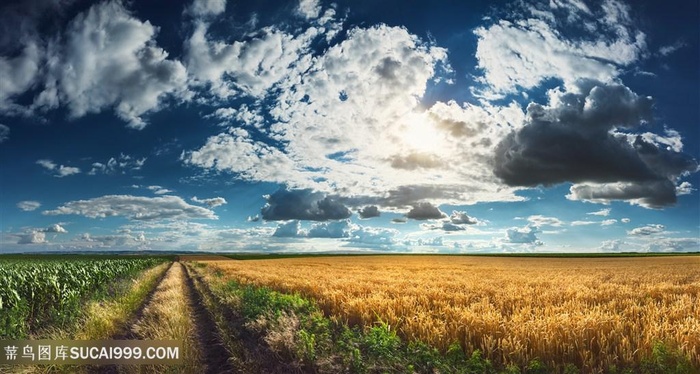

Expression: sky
xmin=0 ymin=0 xmax=698 ymax=253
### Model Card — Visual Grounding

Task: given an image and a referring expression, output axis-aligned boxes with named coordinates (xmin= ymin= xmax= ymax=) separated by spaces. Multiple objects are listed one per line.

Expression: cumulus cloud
xmin=567 ymin=180 xmax=678 ymax=209
xmin=272 ymin=220 xmax=303 ymax=237
xmin=307 ymin=220 xmax=353 ymax=238
xmin=17 ymin=230 xmax=46 ymax=244
xmin=601 ymin=219 xmax=617 ymax=226
xmin=599 ymin=239 xmax=624 ymax=252
xmin=347 ymin=226 xmax=398 ymax=246
xmin=79 ymin=232 xmax=147 ymax=248
xmin=627 ymin=224 xmax=665 ymax=236
xmin=621 ymin=218 xmax=631 ymax=223
xmin=247 ymin=214 xmax=260 ymax=222
xmin=184 ymin=20 xmax=522 ymax=209
xmin=449 ymin=211 xmax=479 ymax=225
xmin=0 ymin=124 xmax=9 ymax=143
xmin=43 ymin=224 xmax=68 ymax=233
xmin=36 ymin=158 xmax=80 ymax=177
xmin=505 ymin=226 xmax=543 ymax=245
xmin=644 ymin=237 xmax=699 ymax=252
xmin=192 ymin=196 xmax=227 ymax=208
xmin=494 ymin=80 xmax=698 ymax=208
xmin=29 ymin=1 xmax=188 ymax=128
xmin=421 ymin=221 xmax=466 ymax=232
xmin=43 ymin=195 xmax=217 ymax=221
xmin=358 ymin=206 xmax=380 ymax=219
xmin=296 ymin=0 xmax=321 ymax=20
xmin=183 ymin=128 xmax=298 ymax=184
xmin=17 ymin=200 xmax=41 ymax=211
xmin=405 ymin=202 xmax=446 ymax=220
xmin=261 ymin=188 xmax=351 ymax=221
xmin=184 ymin=17 xmax=320 ymax=98
xmin=474 ymin=0 xmax=646 ymax=96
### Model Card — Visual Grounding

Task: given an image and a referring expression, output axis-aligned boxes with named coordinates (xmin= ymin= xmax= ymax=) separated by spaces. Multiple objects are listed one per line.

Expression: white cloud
xmin=272 ymin=220 xmax=303 ymax=237
xmin=676 ymin=182 xmax=694 ymax=196
xmin=308 ymin=220 xmax=353 ymax=238
xmin=474 ymin=0 xmax=646 ymax=96
xmin=43 ymin=224 xmax=68 ymax=233
xmin=600 ymin=219 xmax=617 ymax=226
xmin=185 ymin=0 xmax=227 ymax=17
xmin=347 ymin=226 xmax=398 ymax=246
xmin=147 ymin=185 xmax=173 ymax=195
xmin=17 ymin=230 xmax=46 ymax=245
xmin=587 ymin=208 xmax=611 ymax=216
xmin=43 ymin=194 xmax=217 ymax=221
xmin=658 ymin=40 xmax=687 ymax=57
xmin=505 ymin=226 xmax=542 ymax=245
xmin=297 ymin=0 xmax=321 ymax=20
xmin=184 ymin=128 xmax=299 ymax=184
xmin=88 ymin=154 xmax=146 ymax=175
xmin=449 ymin=211 xmax=479 ymax=225
xmin=17 ymin=200 xmax=41 ymax=211
xmin=185 ymin=22 xmax=524 ymax=208
xmin=37 ymin=158 xmax=80 ymax=177
xmin=37 ymin=159 xmax=57 ymax=170
xmin=628 ymin=224 xmax=665 ymax=236
xmin=79 ymin=232 xmax=147 ymax=248
xmin=644 ymin=237 xmax=699 ymax=252
xmin=35 ymin=1 xmax=188 ymax=128
xmin=0 ymin=124 xmax=9 ymax=143
xmin=599 ymin=239 xmax=624 ymax=252
xmin=570 ymin=220 xmax=597 ymax=226
xmin=184 ymin=20 xmax=321 ymax=99
xmin=0 ymin=42 xmax=41 ymax=111
xmin=621 ymin=218 xmax=631 ymax=223
xmin=191 ymin=196 xmax=227 ymax=207
xmin=527 ymin=215 xmax=564 ymax=227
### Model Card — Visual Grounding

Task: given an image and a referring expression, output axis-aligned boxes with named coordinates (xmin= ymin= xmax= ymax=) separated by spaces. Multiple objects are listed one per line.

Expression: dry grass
xmin=201 ymin=255 xmax=700 ymax=372
xmin=121 ymin=262 xmax=203 ymax=373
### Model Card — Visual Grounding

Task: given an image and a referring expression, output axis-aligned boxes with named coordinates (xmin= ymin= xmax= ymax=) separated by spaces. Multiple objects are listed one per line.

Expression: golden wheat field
xmin=199 ymin=255 xmax=700 ymax=372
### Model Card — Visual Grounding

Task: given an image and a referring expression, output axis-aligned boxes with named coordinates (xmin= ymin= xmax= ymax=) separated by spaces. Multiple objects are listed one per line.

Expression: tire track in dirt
xmin=180 ymin=262 xmax=235 ymax=374
xmin=183 ymin=262 xmax=295 ymax=374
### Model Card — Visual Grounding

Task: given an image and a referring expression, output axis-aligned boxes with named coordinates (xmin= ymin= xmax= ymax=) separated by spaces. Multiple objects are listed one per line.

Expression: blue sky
xmin=0 ymin=0 xmax=698 ymax=253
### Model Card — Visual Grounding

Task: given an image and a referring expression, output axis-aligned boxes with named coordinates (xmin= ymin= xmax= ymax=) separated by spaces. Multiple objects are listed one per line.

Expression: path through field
xmin=95 ymin=262 xmax=235 ymax=374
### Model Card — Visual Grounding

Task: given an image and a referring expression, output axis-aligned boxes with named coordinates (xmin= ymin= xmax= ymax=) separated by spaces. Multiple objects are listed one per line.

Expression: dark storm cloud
xmin=568 ymin=180 xmax=677 ymax=209
xmin=493 ymin=80 xmax=698 ymax=207
xmin=405 ymin=202 xmax=446 ymax=220
xmin=261 ymin=188 xmax=352 ymax=221
xmin=494 ymin=80 xmax=655 ymax=186
xmin=358 ymin=205 xmax=380 ymax=219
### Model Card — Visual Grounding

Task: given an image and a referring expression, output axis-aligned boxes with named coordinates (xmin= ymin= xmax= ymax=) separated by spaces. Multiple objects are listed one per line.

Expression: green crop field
xmin=0 ymin=257 xmax=166 ymax=339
